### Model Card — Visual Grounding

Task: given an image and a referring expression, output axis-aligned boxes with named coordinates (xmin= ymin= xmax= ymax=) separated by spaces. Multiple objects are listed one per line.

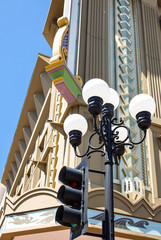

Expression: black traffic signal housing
xmin=55 ymin=157 xmax=88 ymax=239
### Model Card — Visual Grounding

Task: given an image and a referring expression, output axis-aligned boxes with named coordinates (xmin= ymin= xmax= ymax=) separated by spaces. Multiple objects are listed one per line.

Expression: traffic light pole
xmin=88 ymin=138 xmax=115 ymax=240
xmin=104 ymin=117 xmax=114 ymax=240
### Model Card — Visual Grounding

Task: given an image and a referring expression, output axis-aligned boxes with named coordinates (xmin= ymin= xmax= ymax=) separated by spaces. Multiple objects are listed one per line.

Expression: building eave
xmin=1 ymin=53 xmax=50 ymax=185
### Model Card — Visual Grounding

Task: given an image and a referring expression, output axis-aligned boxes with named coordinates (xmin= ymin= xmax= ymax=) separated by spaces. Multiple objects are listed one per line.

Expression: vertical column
xmin=141 ymin=0 xmax=161 ymax=118
xmin=141 ymin=0 xmax=161 ymax=201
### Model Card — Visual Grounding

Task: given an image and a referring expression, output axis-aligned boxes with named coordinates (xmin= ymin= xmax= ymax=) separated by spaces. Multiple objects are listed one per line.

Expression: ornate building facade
xmin=0 ymin=0 xmax=161 ymax=239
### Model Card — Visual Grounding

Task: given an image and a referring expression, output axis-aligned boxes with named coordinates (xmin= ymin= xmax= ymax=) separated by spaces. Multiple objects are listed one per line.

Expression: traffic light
xmin=55 ymin=157 xmax=88 ymax=239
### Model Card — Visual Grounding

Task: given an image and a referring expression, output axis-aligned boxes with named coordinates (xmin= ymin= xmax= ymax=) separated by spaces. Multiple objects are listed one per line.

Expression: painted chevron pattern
xmin=117 ymin=0 xmax=142 ymax=181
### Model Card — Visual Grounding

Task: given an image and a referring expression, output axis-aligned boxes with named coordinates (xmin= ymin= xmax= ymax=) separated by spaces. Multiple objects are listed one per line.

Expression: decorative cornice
xmin=88 ymin=189 xmax=161 ymax=221
xmin=5 ymin=187 xmax=57 ymax=212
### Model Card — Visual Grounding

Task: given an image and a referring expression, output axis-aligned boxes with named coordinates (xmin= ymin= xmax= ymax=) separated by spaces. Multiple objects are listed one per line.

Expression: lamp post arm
xmin=73 ymin=146 xmax=89 ymax=158
xmin=73 ymin=131 xmax=105 ymax=158
xmin=129 ymin=129 xmax=147 ymax=145
xmin=111 ymin=125 xmax=147 ymax=148
xmin=73 ymin=146 xmax=105 ymax=158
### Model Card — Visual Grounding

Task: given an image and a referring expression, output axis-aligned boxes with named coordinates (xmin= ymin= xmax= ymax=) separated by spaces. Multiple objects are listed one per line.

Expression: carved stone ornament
xmin=50 ymin=16 xmax=69 ymax=64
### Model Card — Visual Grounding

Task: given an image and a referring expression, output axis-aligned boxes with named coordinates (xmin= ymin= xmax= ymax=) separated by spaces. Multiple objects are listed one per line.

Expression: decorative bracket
xmin=45 ymin=17 xmax=83 ymax=104
xmin=50 ymin=16 xmax=69 ymax=64
xmin=47 ymin=120 xmax=66 ymax=137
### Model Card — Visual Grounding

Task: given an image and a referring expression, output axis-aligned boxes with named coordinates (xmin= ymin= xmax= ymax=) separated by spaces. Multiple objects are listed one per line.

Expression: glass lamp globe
xmin=82 ymin=78 xmax=110 ymax=115
xmin=106 ymin=88 xmax=119 ymax=110
xmin=82 ymin=78 xmax=110 ymax=104
xmin=129 ymin=94 xmax=156 ymax=120
xmin=64 ymin=114 xmax=88 ymax=136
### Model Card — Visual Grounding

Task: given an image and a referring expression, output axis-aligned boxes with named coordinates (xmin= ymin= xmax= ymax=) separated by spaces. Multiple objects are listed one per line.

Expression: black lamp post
xmin=63 ymin=78 xmax=156 ymax=240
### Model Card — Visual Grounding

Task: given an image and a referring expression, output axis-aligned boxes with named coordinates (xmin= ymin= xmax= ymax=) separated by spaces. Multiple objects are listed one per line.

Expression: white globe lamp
xmin=64 ymin=114 xmax=88 ymax=147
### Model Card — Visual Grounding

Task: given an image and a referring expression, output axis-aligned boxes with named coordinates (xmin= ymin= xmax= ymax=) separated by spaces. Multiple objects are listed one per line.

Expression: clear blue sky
xmin=0 ymin=0 xmax=52 ymax=179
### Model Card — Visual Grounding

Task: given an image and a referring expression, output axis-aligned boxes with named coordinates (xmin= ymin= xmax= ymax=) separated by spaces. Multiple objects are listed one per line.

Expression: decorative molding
xmin=5 ymin=188 xmax=57 ymax=212
xmin=88 ymin=189 xmax=161 ymax=221
xmin=1 ymin=207 xmax=161 ymax=239
xmin=116 ymin=0 xmax=142 ymax=182
xmin=90 ymin=213 xmax=149 ymax=231
xmin=88 ymin=209 xmax=161 ymax=238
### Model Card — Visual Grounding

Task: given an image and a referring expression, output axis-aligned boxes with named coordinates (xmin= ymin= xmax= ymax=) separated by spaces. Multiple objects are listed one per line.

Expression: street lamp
xmin=63 ymin=78 xmax=156 ymax=240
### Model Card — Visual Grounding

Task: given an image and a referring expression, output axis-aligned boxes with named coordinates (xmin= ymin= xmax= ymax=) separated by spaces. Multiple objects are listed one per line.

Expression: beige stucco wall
xmin=1 ymin=1 xmax=161 ymax=240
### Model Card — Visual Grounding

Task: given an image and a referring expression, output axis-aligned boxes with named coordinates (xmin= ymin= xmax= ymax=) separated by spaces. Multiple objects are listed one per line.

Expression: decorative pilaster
xmin=116 ymin=0 xmax=145 ymax=192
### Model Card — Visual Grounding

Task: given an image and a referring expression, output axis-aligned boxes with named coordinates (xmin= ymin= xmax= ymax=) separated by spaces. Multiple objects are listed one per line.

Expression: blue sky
xmin=0 ymin=0 xmax=52 ymax=179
